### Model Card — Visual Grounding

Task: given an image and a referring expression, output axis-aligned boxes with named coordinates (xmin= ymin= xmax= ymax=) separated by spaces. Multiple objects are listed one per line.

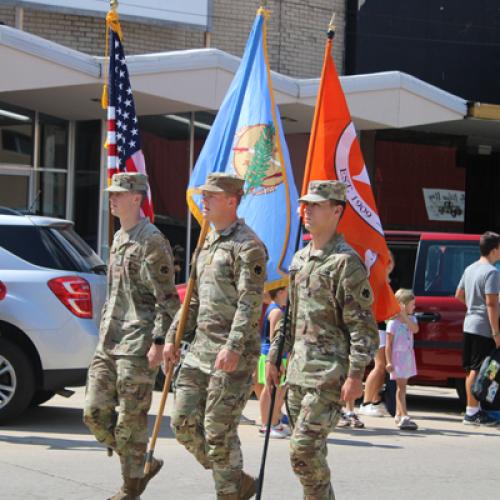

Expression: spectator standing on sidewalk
xmin=385 ymin=288 xmax=419 ymax=430
xmin=359 ymin=251 xmax=396 ymax=418
xmin=455 ymin=231 xmax=500 ymax=426
xmin=258 ymin=287 xmax=290 ymax=438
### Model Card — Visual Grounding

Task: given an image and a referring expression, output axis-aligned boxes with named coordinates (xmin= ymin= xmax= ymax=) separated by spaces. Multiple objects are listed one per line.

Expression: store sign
xmin=423 ymin=188 xmax=465 ymax=222
xmin=8 ymin=1 xmax=211 ymax=29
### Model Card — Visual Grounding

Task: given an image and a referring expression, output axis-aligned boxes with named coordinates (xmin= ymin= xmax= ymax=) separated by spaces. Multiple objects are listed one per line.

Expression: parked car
xmin=387 ymin=231 xmax=481 ymax=403
xmin=0 ymin=211 xmax=107 ymax=422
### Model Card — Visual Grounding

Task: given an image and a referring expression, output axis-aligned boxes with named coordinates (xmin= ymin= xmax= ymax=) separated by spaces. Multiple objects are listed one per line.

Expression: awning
xmin=0 ymin=24 xmax=467 ymax=132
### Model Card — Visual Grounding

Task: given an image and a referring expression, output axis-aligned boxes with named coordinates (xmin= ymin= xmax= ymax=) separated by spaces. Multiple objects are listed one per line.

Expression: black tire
xmin=0 ymin=338 xmax=35 ymax=423
xmin=30 ymin=390 xmax=56 ymax=407
xmin=455 ymin=378 xmax=466 ymax=407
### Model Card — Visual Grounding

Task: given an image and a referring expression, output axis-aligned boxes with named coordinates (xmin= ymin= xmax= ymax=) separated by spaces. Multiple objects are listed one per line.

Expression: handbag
xmin=471 ymin=347 xmax=500 ymax=406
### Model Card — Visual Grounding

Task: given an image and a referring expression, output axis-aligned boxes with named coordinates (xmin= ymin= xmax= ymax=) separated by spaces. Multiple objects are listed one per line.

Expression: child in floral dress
xmin=386 ymin=289 xmax=419 ymax=430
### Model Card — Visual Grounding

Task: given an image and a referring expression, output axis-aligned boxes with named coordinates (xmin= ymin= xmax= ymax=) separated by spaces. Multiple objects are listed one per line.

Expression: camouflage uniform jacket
xmin=99 ymin=218 xmax=180 ymax=357
xmin=268 ymin=233 xmax=378 ymax=391
xmin=166 ymin=219 xmax=267 ymax=374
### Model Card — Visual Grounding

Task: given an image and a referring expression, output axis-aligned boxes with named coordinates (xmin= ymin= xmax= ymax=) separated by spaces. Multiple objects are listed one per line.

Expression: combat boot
xmin=107 ymin=477 xmax=142 ymax=500
xmin=217 ymin=493 xmax=239 ymax=500
xmin=138 ymin=458 xmax=164 ymax=495
xmin=238 ymin=471 xmax=257 ymax=500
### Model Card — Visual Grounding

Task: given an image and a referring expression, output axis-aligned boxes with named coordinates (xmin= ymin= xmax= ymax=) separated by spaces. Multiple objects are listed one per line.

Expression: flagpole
xmin=301 ymin=13 xmax=335 ymax=193
xmin=103 ymin=0 xmax=119 ymax=459
xmin=144 ymin=220 xmax=210 ymax=474
xmin=256 ymin=14 xmax=336 ymax=500
xmin=185 ymin=112 xmax=195 ymax=282
xmin=260 ymin=1 xmax=292 ymax=287
xmin=106 ymin=0 xmax=119 ymax=251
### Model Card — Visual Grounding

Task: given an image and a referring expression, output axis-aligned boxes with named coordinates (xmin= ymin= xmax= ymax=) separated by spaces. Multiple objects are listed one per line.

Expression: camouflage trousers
xmin=171 ymin=365 xmax=253 ymax=495
xmin=83 ymin=349 xmax=157 ymax=478
xmin=287 ymin=384 xmax=341 ymax=500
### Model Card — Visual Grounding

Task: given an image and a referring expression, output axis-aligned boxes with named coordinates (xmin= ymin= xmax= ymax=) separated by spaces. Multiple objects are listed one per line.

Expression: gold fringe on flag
xmin=101 ymin=3 xmax=123 ymax=110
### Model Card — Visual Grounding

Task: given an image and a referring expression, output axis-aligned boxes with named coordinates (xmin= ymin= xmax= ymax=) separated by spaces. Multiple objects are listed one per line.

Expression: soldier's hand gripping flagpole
xmin=256 ymin=14 xmax=337 ymax=500
xmin=144 ymin=220 xmax=210 ymax=474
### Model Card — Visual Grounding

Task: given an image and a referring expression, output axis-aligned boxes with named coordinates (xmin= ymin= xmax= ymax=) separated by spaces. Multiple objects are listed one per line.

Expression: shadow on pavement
xmin=333 ymin=425 xmax=498 ymax=440
xmin=0 ymin=406 xmax=175 ymax=440
xmin=0 ymin=434 xmax=104 ymax=451
xmin=328 ymin=437 xmax=402 ymax=449
xmin=407 ymin=393 xmax=463 ymax=414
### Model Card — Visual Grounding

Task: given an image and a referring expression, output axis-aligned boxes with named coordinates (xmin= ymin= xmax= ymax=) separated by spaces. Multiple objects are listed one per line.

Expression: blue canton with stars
xmin=109 ymin=30 xmax=140 ymax=170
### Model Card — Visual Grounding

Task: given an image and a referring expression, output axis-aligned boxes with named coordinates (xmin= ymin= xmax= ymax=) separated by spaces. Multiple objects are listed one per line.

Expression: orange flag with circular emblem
xmin=302 ymin=35 xmax=399 ymax=322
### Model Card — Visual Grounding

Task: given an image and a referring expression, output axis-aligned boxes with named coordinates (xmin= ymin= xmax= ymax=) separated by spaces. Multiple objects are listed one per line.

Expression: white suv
xmin=0 ymin=211 xmax=106 ymax=422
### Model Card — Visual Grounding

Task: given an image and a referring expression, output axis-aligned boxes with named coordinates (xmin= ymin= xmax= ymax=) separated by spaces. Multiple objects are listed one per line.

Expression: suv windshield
xmin=415 ymin=240 xmax=479 ymax=296
xmin=0 ymin=223 xmax=105 ymax=273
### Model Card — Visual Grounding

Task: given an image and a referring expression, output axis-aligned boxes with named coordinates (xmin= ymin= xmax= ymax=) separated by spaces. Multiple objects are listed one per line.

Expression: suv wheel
xmin=0 ymin=338 xmax=35 ymax=423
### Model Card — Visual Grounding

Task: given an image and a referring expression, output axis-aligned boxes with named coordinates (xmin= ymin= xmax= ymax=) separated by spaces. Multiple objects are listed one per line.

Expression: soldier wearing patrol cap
xmin=83 ymin=172 xmax=180 ymax=500
xmin=266 ymin=180 xmax=379 ymax=500
xmin=161 ymin=173 xmax=268 ymax=500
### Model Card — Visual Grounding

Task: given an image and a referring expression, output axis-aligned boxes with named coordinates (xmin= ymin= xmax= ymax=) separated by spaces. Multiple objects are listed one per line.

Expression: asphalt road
xmin=0 ymin=386 xmax=498 ymax=500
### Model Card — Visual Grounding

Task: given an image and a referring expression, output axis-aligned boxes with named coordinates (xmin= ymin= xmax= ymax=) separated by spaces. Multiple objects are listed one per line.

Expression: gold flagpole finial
xmin=328 ymin=12 xmax=336 ymax=39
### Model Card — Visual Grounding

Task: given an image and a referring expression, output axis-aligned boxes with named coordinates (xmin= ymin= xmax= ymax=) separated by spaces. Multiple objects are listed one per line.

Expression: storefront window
xmin=35 ymin=171 xmax=67 ymax=219
xmin=0 ymin=103 xmax=33 ymax=166
xmin=73 ymin=120 xmax=101 ymax=249
xmin=39 ymin=116 xmax=68 ymax=169
xmin=0 ymin=171 xmax=30 ymax=212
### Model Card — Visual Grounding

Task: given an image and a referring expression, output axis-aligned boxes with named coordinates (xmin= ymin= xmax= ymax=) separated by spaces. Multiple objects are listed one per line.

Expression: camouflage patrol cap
xmin=199 ymin=173 xmax=245 ymax=195
xmin=299 ymin=180 xmax=347 ymax=203
xmin=106 ymin=172 xmax=149 ymax=193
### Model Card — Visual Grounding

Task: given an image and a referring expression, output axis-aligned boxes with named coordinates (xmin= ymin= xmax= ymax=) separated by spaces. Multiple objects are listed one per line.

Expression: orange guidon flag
xmin=302 ymin=31 xmax=399 ymax=323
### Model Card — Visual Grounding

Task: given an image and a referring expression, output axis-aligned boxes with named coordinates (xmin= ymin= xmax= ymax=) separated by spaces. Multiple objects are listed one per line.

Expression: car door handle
xmin=415 ymin=312 xmax=441 ymax=322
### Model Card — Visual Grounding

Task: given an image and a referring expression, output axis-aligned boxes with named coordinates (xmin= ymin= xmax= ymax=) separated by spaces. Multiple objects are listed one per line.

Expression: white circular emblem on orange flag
xmin=335 ymin=122 xmax=384 ymax=236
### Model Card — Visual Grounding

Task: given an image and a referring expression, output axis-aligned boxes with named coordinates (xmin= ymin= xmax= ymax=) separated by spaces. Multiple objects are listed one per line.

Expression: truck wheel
xmin=0 ymin=338 xmax=35 ymax=423
xmin=30 ymin=390 xmax=56 ymax=407
xmin=455 ymin=379 xmax=466 ymax=407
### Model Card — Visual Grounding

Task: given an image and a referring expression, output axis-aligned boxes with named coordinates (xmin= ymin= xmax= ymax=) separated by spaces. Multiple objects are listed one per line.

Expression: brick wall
xmin=0 ymin=1 xmax=346 ymax=77
xmin=211 ymin=0 xmax=346 ymax=77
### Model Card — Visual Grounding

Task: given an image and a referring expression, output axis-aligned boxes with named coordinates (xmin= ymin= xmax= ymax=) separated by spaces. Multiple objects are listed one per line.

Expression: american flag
xmin=106 ymin=27 xmax=154 ymax=220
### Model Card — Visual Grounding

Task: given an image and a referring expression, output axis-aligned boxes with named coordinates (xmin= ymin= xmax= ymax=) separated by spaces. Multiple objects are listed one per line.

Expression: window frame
xmin=414 ymin=240 xmax=480 ymax=297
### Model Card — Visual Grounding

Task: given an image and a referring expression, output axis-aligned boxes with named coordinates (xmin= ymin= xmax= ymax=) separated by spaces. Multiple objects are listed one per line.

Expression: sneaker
xmin=398 ymin=416 xmax=418 ymax=430
xmin=269 ymin=424 xmax=289 ymax=439
xmin=337 ymin=412 xmax=351 ymax=428
xmin=347 ymin=413 xmax=365 ymax=429
xmin=359 ymin=403 xmax=384 ymax=417
xmin=463 ymin=410 xmax=499 ymax=427
xmin=259 ymin=424 xmax=290 ymax=438
xmin=394 ymin=415 xmax=401 ymax=426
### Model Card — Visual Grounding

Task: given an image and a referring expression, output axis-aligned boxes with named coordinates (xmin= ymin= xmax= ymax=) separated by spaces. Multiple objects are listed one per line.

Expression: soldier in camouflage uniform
xmin=266 ymin=180 xmax=379 ymax=500
xmin=83 ymin=172 xmax=180 ymax=500
xmin=162 ymin=173 xmax=267 ymax=500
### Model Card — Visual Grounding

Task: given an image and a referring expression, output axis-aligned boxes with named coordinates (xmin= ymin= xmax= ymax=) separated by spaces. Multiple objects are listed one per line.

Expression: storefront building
xmin=2 ymin=1 xmax=498 ymax=278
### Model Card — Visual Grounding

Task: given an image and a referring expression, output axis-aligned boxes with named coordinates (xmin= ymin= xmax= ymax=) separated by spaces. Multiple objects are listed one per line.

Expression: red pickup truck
xmin=387 ymin=231 xmax=481 ymax=402
xmin=176 ymin=231 xmax=483 ymax=403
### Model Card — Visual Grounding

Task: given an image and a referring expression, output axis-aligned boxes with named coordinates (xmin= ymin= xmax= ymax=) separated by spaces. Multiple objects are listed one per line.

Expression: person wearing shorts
xmin=258 ymin=287 xmax=290 ymax=438
xmin=456 ymin=231 xmax=500 ymax=426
